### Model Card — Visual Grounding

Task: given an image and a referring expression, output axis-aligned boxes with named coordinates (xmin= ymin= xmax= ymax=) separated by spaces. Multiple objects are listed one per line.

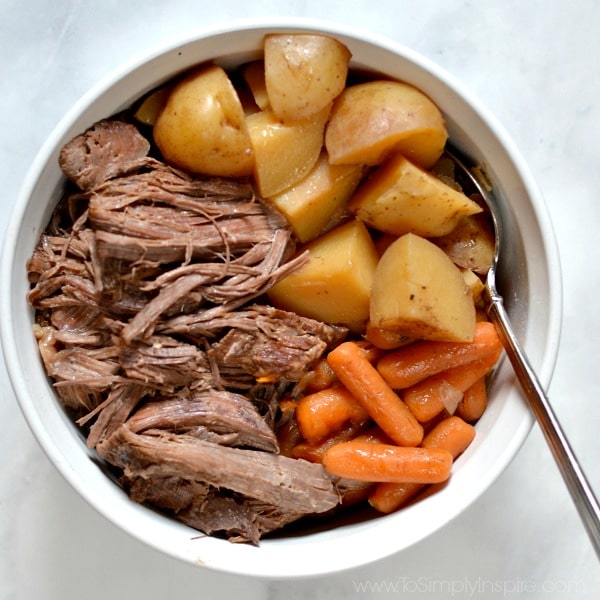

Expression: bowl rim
xmin=0 ymin=16 xmax=562 ymax=578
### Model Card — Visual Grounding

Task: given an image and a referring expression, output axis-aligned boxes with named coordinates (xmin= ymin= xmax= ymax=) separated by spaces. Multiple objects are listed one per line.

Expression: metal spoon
xmin=445 ymin=148 xmax=600 ymax=559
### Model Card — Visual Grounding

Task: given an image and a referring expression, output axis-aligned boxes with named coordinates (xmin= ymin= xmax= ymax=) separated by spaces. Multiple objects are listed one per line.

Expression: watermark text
xmin=352 ymin=575 xmax=586 ymax=596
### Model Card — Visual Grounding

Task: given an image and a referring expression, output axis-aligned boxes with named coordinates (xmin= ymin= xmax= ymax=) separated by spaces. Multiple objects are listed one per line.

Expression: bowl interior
xmin=0 ymin=17 xmax=561 ymax=578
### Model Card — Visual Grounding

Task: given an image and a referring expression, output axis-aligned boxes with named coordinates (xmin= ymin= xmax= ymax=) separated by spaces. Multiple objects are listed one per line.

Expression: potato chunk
xmin=269 ymin=153 xmax=365 ymax=243
xmin=349 ymin=154 xmax=483 ymax=237
xmin=243 ymin=61 xmax=270 ymax=110
xmin=153 ymin=65 xmax=254 ymax=177
xmin=370 ymin=233 xmax=476 ymax=342
xmin=461 ymin=268 xmax=485 ymax=307
xmin=434 ymin=213 xmax=495 ymax=274
xmin=268 ymin=219 xmax=379 ymax=331
xmin=247 ymin=105 xmax=330 ymax=197
xmin=264 ymin=34 xmax=351 ymax=122
xmin=134 ymin=86 xmax=171 ymax=126
xmin=325 ymin=80 xmax=448 ymax=169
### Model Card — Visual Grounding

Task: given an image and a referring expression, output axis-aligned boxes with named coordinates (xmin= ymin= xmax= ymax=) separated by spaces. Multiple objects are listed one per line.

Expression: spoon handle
xmin=485 ymin=288 xmax=600 ymax=559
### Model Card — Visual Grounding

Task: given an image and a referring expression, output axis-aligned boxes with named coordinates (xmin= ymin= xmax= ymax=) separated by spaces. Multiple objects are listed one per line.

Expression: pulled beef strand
xmin=126 ymin=391 xmax=279 ymax=453
xmin=27 ymin=119 xmax=345 ymax=543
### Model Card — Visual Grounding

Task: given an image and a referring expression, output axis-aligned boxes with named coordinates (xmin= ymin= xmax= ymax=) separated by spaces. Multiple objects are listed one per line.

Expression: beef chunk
xmin=119 ymin=335 xmax=212 ymax=390
xmin=206 ymin=305 xmax=347 ymax=382
xmin=176 ymin=493 xmax=309 ymax=545
xmin=97 ymin=426 xmax=340 ymax=544
xmin=59 ymin=120 xmax=151 ymax=191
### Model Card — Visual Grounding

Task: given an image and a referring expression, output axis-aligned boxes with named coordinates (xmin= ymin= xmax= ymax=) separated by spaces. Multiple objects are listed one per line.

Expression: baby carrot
xmin=403 ymin=379 xmax=462 ymax=423
xmin=368 ymin=481 xmax=424 ymax=513
xmin=365 ymin=322 xmax=412 ymax=350
xmin=368 ymin=416 xmax=475 ymax=513
xmin=354 ymin=339 xmax=386 ymax=363
xmin=323 ymin=441 xmax=452 ymax=483
xmin=327 ymin=341 xmax=424 ymax=447
xmin=377 ymin=321 xmax=501 ymax=389
xmin=421 ymin=415 xmax=476 ymax=457
xmin=303 ymin=342 xmax=381 ymax=394
xmin=295 ymin=386 xmax=370 ymax=442
xmin=455 ymin=376 xmax=488 ymax=422
xmin=403 ymin=349 xmax=501 ymax=422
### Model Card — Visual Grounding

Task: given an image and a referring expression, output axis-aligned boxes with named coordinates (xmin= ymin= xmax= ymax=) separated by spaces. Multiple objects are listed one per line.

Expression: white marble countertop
xmin=1 ymin=1 xmax=599 ymax=598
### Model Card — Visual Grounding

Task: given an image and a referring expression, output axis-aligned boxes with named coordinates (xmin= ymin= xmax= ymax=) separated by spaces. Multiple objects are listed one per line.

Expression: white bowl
xmin=0 ymin=17 xmax=561 ymax=578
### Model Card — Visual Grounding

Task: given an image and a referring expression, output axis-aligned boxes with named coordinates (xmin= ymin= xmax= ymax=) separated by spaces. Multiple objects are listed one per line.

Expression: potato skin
xmin=153 ymin=65 xmax=254 ymax=177
xmin=264 ymin=34 xmax=351 ymax=122
xmin=434 ymin=213 xmax=495 ymax=274
xmin=370 ymin=233 xmax=476 ymax=342
xmin=152 ymin=40 xmax=476 ymax=345
xmin=349 ymin=154 xmax=483 ymax=237
xmin=325 ymin=80 xmax=448 ymax=169
xmin=246 ymin=104 xmax=331 ymax=198
xmin=243 ymin=61 xmax=270 ymax=110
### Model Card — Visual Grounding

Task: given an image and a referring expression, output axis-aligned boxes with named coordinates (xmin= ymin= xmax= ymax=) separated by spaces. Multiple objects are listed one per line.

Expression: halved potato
xmin=370 ymin=233 xmax=476 ymax=342
xmin=325 ymin=80 xmax=448 ymax=169
xmin=268 ymin=219 xmax=379 ymax=331
xmin=264 ymin=33 xmax=351 ymax=122
xmin=349 ymin=153 xmax=483 ymax=237
xmin=246 ymin=105 xmax=330 ymax=198
xmin=269 ymin=152 xmax=365 ymax=242
xmin=153 ymin=65 xmax=253 ymax=177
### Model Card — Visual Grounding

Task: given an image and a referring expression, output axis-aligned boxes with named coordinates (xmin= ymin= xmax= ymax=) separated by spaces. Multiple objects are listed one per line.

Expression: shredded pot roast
xmin=27 ymin=119 xmax=348 ymax=544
